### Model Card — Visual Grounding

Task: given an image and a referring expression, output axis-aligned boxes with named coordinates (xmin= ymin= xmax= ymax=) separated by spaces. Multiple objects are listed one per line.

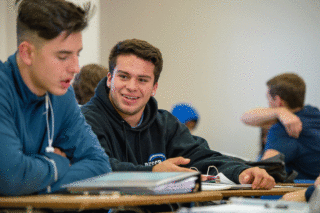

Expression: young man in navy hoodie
xmin=0 ymin=0 xmax=111 ymax=196
xmin=82 ymin=38 xmax=275 ymax=190
xmin=241 ymin=73 xmax=320 ymax=180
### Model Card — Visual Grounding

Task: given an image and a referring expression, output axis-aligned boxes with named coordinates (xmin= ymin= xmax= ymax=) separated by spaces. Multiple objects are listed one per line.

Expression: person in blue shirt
xmin=0 ymin=0 xmax=112 ymax=196
xmin=171 ymin=103 xmax=200 ymax=132
xmin=241 ymin=73 xmax=320 ymax=180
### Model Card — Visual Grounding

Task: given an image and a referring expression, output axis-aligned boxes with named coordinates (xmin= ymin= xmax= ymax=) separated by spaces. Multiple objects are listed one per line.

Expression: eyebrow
xmin=57 ymin=48 xmax=83 ymax=55
xmin=117 ymin=70 xmax=152 ymax=79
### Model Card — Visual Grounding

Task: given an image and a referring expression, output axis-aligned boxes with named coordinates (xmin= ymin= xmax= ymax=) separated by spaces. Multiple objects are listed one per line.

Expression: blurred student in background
xmin=256 ymin=126 xmax=271 ymax=161
xmin=241 ymin=73 xmax=320 ymax=180
xmin=73 ymin=64 xmax=108 ymax=105
xmin=171 ymin=103 xmax=199 ymax=132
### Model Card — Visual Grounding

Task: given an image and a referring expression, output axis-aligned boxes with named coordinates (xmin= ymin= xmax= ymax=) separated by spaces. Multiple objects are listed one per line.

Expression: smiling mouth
xmin=122 ymin=94 xmax=139 ymax=100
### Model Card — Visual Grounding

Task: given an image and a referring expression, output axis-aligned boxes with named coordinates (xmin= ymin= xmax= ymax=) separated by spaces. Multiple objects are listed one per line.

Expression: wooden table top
xmin=219 ymin=187 xmax=305 ymax=197
xmin=0 ymin=191 xmax=223 ymax=210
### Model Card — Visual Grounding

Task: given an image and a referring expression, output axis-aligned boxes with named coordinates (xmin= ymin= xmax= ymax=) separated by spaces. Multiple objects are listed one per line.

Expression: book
xmin=62 ymin=171 xmax=201 ymax=195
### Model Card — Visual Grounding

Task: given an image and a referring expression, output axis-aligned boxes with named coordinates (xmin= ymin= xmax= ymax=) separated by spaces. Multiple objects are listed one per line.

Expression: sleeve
xmin=48 ymin=91 xmax=112 ymax=193
xmin=82 ymin=107 xmax=153 ymax=172
xmin=0 ymin=78 xmax=67 ymax=196
xmin=0 ymin=85 xmax=111 ymax=196
xmin=305 ymin=185 xmax=316 ymax=202
xmin=265 ymin=124 xmax=298 ymax=163
xmin=164 ymin=112 xmax=250 ymax=184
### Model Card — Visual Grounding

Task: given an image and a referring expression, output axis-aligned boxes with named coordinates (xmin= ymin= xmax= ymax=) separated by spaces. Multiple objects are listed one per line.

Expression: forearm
xmin=241 ymin=107 xmax=284 ymax=127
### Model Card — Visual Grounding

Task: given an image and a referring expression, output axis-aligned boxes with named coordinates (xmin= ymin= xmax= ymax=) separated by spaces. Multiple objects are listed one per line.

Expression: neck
xmin=290 ymin=107 xmax=303 ymax=113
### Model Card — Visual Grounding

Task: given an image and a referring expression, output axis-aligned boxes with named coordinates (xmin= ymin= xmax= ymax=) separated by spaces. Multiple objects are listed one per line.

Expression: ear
xmin=18 ymin=41 xmax=35 ymax=66
xmin=151 ymin=82 xmax=158 ymax=96
xmin=274 ymin=95 xmax=284 ymax=107
xmin=107 ymin=72 xmax=112 ymax=88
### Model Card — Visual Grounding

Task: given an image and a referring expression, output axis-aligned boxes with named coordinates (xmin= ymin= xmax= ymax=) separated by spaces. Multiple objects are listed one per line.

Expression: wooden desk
xmin=0 ymin=191 xmax=223 ymax=211
xmin=219 ymin=187 xmax=305 ymax=198
xmin=277 ymin=183 xmax=313 ymax=188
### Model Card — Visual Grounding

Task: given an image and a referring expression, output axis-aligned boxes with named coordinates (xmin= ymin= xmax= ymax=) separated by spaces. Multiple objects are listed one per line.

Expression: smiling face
xmin=107 ymin=54 xmax=158 ymax=126
xmin=20 ymin=31 xmax=83 ymax=96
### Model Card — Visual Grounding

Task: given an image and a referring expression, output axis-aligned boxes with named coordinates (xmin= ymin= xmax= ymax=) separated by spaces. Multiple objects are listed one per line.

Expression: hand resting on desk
xmin=152 ymin=157 xmax=209 ymax=181
xmin=239 ymin=167 xmax=275 ymax=190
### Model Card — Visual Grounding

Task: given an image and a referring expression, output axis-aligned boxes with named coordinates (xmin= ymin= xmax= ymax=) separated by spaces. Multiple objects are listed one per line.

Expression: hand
xmin=281 ymin=188 xmax=307 ymax=202
xmin=239 ymin=167 xmax=275 ymax=190
xmin=315 ymin=175 xmax=320 ymax=187
xmin=54 ymin=147 xmax=67 ymax=158
xmin=152 ymin=157 xmax=196 ymax=172
xmin=277 ymin=108 xmax=302 ymax=138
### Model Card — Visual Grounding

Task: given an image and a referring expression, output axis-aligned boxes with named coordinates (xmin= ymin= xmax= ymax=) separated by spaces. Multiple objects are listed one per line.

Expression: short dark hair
xmin=73 ymin=64 xmax=108 ymax=105
xmin=267 ymin=73 xmax=306 ymax=109
xmin=15 ymin=0 xmax=91 ymax=45
xmin=108 ymin=39 xmax=163 ymax=84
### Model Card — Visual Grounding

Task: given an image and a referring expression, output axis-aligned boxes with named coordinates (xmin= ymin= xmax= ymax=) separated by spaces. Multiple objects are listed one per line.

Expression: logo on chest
xmin=144 ymin=153 xmax=166 ymax=166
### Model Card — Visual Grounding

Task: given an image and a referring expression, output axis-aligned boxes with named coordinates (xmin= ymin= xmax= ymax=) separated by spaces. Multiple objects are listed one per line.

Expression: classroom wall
xmin=0 ymin=1 xmax=7 ymax=62
xmin=100 ymin=0 xmax=320 ymax=160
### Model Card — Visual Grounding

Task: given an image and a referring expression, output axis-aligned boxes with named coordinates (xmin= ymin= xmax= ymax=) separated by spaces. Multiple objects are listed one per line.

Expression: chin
xmin=50 ymin=89 xmax=68 ymax=96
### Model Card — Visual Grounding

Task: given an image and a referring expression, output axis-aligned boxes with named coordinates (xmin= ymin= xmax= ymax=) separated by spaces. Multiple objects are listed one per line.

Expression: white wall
xmin=100 ymin=0 xmax=320 ymax=160
xmin=67 ymin=0 xmax=101 ymax=67
xmin=0 ymin=1 xmax=8 ymax=61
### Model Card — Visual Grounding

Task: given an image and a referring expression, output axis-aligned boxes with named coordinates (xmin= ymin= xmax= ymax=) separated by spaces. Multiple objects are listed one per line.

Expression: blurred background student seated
xmin=73 ymin=64 xmax=108 ymax=105
xmin=171 ymin=103 xmax=200 ymax=133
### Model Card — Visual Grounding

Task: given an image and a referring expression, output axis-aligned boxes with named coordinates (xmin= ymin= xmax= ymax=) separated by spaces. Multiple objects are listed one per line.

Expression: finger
xmin=258 ymin=176 xmax=274 ymax=190
xmin=240 ymin=174 xmax=252 ymax=184
xmin=201 ymin=175 xmax=208 ymax=181
xmin=169 ymin=157 xmax=191 ymax=166
xmin=250 ymin=171 xmax=264 ymax=189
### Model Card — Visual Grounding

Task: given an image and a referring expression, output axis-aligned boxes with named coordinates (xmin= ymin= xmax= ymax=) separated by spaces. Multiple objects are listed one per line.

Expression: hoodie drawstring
xmin=45 ymin=93 xmax=54 ymax=153
xmin=121 ymin=121 xmax=129 ymax=162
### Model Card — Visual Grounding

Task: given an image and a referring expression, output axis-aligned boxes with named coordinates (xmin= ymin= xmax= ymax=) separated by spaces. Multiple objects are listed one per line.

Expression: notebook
xmin=62 ymin=171 xmax=201 ymax=195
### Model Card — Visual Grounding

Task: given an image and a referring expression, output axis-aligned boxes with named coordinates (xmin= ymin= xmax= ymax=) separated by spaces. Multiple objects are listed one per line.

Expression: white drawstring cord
xmin=45 ymin=93 xmax=55 ymax=153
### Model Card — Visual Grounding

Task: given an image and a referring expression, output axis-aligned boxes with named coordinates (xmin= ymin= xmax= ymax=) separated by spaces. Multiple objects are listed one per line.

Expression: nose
xmin=126 ymin=79 xmax=138 ymax=91
xmin=68 ymin=55 xmax=80 ymax=74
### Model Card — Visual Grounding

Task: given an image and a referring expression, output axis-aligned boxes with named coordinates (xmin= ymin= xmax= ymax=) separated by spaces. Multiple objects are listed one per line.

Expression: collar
xmin=132 ymin=113 xmax=144 ymax=129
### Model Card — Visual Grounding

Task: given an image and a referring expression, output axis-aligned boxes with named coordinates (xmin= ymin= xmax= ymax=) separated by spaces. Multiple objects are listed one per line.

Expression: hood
xmin=89 ymin=76 xmax=159 ymax=131
xmin=6 ymin=52 xmax=45 ymax=105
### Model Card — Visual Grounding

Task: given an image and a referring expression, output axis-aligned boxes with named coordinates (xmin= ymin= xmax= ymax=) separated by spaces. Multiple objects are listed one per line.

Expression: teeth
xmin=123 ymin=95 xmax=138 ymax=100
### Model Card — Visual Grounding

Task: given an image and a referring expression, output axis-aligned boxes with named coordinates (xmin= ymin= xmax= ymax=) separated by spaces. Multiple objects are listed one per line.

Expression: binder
xmin=62 ymin=171 xmax=201 ymax=195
